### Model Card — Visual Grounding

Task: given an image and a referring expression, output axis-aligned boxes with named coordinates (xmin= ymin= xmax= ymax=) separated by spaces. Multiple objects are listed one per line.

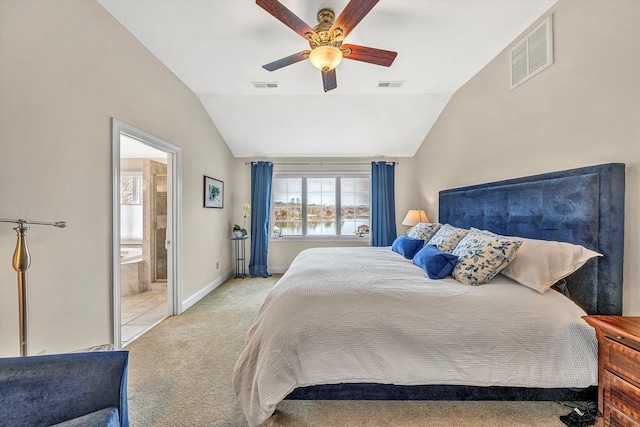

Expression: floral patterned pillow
xmin=425 ymin=224 xmax=470 ymax=253
xmin=451 ymin=230 xmax=522 ymax=285
xmin=407 ymin=222 xmax=442 ymax=241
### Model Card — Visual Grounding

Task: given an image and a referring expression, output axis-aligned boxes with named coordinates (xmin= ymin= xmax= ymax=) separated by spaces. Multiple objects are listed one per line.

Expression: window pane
xmin=322 ymin=193 xmax=335 ymax=207
xmin=287 ymin=194 xmax=302 ymax=204
xmin=274 ymin=220 xmax=302 ymax=236
xmin=287 ymin=206 xmax=302 ymax=221
xmin=307 ymin=192 xmax=322 ymax=206
xmin=341 ymin=177 xmax=369 ymax=237
xmin=307 ymin=178 xmax=321 ymax=192
xmin=273 ymin=206 xmax=287 ymax=220
xmin=307 ymin=186 xmax=335 ymax=236
xmin=356 ymin=178 xmax=369 ymax=192
xmin=341 ymin=218 xmax=370 ymax=236
xmin=322 ymin=178 xmax=335 ymax=191
xmin=121 ymin=177 xmax=142 ymax=205
xmin=321 ymin=205 xmax=335 ymax=219
xmin=271 ymin=177 xmax=302 ymax=236
xmin=273 ymin=178 xmax=288 ymax=193
xmin=341 ymin=193 xmax=356 ymax=209
xmin=273 ymin=192 xmax=288 ymax=203
xmin=342 ymin=178 xmax=355 ymax=192
xmin=288 ymin=179 xmax=301 ymax=192
xmin=356 ymin=193 xmax=369 ymax=206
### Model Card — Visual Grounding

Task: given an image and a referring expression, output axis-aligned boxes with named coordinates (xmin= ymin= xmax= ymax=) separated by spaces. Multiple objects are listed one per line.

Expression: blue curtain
xmin=371 ymin=161 xmax=397 ymax=247
xmin=249 ymin=161 xmax=273 ymax=277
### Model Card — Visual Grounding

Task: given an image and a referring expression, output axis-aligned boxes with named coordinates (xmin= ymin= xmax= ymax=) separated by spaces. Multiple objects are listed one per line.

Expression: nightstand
xmin=583 ymin=316 xmax=640 ymax=426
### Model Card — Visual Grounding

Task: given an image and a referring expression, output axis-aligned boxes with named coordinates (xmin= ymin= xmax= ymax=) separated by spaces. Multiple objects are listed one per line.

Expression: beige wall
xmin=0 ymin=0 xmax=235 ymax=356
xmin=415 ymin=0 xmax=640 ymax=314
xmin=232 ymin=156 xmax=418 ymax=270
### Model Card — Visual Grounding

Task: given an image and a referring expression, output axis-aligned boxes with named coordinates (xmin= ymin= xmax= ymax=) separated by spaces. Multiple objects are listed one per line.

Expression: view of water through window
xmin=273 ymin=219 xmax=370 ymax=236
xmin=272 ymin=175 xmax=370 ymax=237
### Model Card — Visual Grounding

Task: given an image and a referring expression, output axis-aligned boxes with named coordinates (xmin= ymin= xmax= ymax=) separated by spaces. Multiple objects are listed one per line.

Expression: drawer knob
xmin=616 ymin=336 xmax=624 ymax=340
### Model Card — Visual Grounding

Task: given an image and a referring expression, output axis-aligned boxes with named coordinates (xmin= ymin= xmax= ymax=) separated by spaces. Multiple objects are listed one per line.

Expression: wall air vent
xmin=510 ymin=15 xmax=553 ymax=89
xmin=377 ymin=81 xmax=404 ymax=88
xmin=252 ymin=82 xmax=279 ymax=89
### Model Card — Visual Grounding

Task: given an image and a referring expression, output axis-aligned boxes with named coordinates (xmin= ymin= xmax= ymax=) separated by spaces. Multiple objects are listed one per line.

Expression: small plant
xmin=233 ymin=224 xmax=247 ymax=236
xmin=233 ymin=203 xmax=251 ymax=236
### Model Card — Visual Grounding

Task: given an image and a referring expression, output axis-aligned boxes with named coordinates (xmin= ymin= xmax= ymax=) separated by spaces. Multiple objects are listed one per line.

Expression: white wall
xmin=0 ymin=0 xmax=235 ymax=356
xmin=232 ymin=157 xmax=418 ymax=270
xmin=414 ymin=0 xmax=640 ymax=314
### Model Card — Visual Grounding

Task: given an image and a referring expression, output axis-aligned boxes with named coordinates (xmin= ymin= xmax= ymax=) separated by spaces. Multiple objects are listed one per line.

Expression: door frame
xmin=111 ymin=118 xmax=183 ymax=349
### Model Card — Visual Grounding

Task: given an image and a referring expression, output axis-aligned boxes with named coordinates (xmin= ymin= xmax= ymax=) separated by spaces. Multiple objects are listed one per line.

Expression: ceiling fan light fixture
xmin=309 ymin=45 xmax=343 ymax=71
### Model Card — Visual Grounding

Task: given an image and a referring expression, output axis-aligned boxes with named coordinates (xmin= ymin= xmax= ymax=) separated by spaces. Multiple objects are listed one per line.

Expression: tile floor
xmin=121 ymin=290 xmax=168 ymax=347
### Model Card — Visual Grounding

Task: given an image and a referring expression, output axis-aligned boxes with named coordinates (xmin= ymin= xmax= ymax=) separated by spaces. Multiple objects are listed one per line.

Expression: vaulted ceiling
xmin=98 ymin=0 xmax=557 ymax=158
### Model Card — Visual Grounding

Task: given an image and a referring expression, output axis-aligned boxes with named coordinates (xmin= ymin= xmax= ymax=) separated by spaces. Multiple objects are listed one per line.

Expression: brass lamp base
xmin=1 ymin=218 xmax=67 ymax=356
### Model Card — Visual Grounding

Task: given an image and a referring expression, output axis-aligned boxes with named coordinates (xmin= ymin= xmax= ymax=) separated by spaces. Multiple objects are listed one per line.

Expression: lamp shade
xmin=402 ymin=209 xmax=429 ymax=226
xmin=309 ymin=45 xmax=343 ymax=71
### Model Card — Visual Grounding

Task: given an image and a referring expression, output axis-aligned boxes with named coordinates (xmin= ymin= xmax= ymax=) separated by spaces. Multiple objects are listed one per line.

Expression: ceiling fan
xmin=256 ymin=0 xmax=397 ymax=92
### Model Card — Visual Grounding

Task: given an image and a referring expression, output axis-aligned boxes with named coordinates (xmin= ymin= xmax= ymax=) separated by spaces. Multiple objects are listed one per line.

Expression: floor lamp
xmin=0 ymin=218 xmax=67 ymax=356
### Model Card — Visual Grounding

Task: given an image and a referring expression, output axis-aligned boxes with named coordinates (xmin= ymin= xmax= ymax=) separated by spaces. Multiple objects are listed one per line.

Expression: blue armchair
xmin=0 ymin=350 xmax=129 ymax=426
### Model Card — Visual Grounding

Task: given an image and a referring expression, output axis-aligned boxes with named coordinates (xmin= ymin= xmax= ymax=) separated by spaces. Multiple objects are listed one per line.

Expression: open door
xmin=111 ymin=119 xmax=182 ymax=349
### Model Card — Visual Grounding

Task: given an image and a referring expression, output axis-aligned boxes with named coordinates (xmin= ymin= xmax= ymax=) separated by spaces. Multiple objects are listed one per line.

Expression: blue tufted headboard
xmin=439 ymin=163 xmax=625 ymax=315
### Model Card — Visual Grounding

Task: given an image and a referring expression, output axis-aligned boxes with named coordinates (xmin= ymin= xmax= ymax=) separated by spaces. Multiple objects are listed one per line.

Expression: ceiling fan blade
xmin=263 ymin=50 xmax=311 ymax=71
xmin=256 ymin=0 xmax=315 ymax=40
xmin=322 ymin=68 xmax=337 ymax=92
xmin=341 ymin=44 xmax=397 ymax=67
xmin=330 ymin=0 xmax=379 ymax=40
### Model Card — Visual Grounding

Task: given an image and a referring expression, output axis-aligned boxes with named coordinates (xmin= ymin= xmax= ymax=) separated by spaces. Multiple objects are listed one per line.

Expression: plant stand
xmin=231 ymin=236 xmax=247 ymax=279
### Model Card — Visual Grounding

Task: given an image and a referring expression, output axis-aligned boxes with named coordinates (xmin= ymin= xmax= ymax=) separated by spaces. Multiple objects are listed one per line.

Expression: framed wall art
xmin=204 ymin=176 xmax=224 ymax=208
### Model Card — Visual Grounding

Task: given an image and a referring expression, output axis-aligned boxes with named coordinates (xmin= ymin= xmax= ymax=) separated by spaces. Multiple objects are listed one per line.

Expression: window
xmin=271 ymin=173 xmax=370 ymax=238
xmin=121 ymin=173 xmax=143 ymax=205
xmin=121 ymin=173 xmax=143 ymax=244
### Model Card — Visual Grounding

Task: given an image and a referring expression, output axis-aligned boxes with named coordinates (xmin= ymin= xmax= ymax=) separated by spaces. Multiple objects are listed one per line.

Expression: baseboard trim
xmin=268 ymin=267 xmax=288 ymax=274
xmin=181 ymin=270 xmax=233 ymax=312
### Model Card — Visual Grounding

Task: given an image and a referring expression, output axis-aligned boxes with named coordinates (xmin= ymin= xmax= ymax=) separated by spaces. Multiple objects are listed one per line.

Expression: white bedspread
xmin=232 ymin=247 xmax=597 ymax=426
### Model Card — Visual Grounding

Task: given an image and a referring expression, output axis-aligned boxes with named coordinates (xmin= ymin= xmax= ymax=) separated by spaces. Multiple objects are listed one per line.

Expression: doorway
xmin=111 ymin=119 xmax=182 ymax=349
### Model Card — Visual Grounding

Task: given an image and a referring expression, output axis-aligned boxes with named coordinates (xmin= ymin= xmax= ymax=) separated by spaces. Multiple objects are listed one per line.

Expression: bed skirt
xmin=287 ymin=383 xmax=597 ymax=401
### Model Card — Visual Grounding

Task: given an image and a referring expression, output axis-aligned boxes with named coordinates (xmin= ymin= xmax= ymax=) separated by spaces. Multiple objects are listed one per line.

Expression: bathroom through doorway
xmin=111 ymin=119 xmax=183 ymax=349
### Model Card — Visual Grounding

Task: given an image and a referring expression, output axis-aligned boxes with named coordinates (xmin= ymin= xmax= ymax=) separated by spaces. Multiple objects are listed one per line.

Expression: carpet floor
xmin=125 ymin=274 xmax=582 ymax=426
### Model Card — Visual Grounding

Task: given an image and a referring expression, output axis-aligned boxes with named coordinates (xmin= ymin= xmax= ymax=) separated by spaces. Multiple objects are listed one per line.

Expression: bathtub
xmin=120 ymin=247 xmax=143 ymax=264
xmin=121 ymin=247 xmax=144 ymax=296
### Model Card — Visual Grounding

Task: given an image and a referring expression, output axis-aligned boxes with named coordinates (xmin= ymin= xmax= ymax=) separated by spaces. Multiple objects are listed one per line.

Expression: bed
xmin=232 ymin=163 xmax=625 ymax=426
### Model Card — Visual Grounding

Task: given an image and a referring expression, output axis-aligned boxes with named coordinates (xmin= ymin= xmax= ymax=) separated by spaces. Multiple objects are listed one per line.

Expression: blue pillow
xmin=391 ymin=235 xmax=425 ymax=259
xmin=413 ymin=244 xmax=459 ymax=279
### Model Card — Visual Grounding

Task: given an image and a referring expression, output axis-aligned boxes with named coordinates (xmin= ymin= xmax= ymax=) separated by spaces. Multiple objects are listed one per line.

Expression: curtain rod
xmin=243 ymin=161 xmax=398 ymax=166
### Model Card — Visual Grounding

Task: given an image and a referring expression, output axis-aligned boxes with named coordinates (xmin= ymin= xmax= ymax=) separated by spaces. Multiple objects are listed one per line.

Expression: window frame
xmin=270 ymin=171 xmax=371 ymax=241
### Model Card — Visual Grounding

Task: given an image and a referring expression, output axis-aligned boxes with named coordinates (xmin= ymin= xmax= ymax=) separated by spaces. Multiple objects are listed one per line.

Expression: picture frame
xmin=204 ymin=176 xmax=224 ymax=208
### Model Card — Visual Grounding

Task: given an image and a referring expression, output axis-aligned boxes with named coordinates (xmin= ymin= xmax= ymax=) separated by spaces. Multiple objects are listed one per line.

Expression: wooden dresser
xmin=583 ymin=316 xmax=640 ymax=426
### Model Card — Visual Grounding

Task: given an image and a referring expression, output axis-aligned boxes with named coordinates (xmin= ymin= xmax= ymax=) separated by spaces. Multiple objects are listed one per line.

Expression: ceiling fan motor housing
xmin=308 ymin=9 xmax=343 ymax=49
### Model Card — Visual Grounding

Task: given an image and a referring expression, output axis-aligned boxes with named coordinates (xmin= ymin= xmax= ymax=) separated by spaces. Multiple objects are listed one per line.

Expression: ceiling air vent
xmin=377 ymin=81 xmax=404 ymax=88
xmin=252 ymin=82 xmax=279 ymax=89
xmin=510 ymin=15 xmax=553 ymax=89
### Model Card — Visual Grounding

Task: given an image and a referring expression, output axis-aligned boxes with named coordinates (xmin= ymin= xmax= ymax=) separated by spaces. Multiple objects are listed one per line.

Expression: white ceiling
xmin=98 ymin=0 xmax=557 ymax=158
xmin=120 ymin=134 xmax=167 ymax=159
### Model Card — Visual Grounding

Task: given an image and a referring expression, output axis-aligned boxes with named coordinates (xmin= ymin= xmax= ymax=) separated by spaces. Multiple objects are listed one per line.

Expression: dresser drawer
xmin=603 ymin=370 xmax=640 ymax=423
xmin=604 ymin=337 xmax=640 ymax=385
xmin=603 ymin=404 xmax=640 ymax=427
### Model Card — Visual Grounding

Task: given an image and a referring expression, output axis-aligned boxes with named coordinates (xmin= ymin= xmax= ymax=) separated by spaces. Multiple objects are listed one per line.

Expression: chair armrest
xmin=0 ymin=350 xmax=129 ymax=427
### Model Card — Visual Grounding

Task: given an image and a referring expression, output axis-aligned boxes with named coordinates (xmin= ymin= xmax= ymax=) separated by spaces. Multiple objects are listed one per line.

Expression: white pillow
xmin=406 ymin=222 xmax=442 ymax=241
xmin=500 ymin=238 xmax=602 ymax=292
